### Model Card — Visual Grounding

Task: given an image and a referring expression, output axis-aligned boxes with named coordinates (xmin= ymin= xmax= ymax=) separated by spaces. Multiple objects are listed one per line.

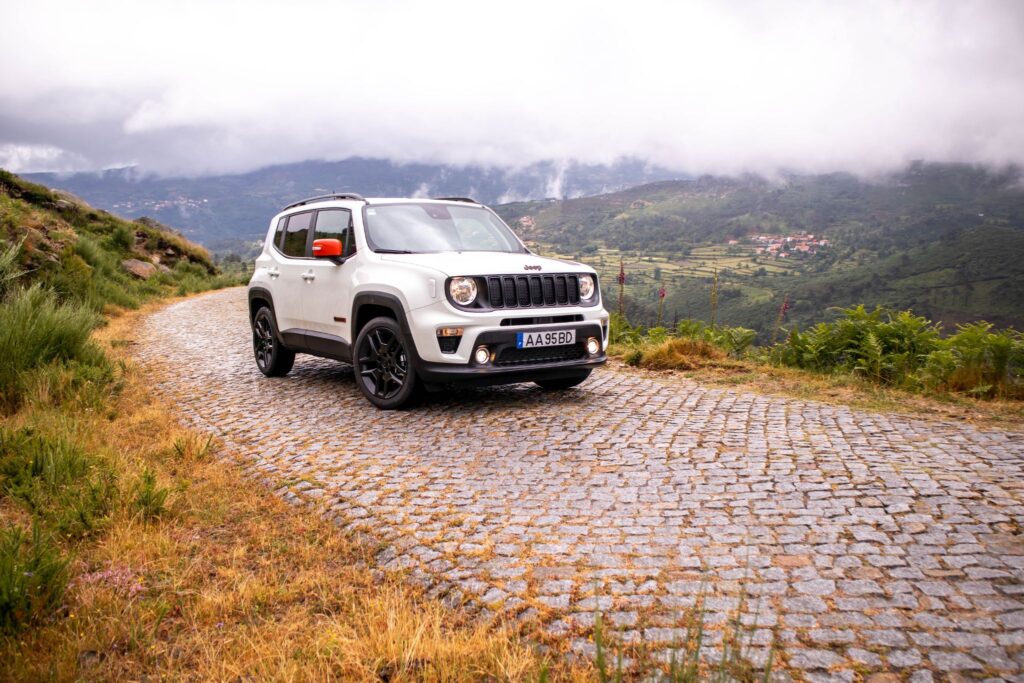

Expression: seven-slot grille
xmin=485 ymin=274 xmax=583 ymax=309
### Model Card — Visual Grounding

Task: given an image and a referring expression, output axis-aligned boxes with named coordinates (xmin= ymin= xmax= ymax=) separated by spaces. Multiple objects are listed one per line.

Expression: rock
xmin=122 ymin=258 xmax=158 ymax=279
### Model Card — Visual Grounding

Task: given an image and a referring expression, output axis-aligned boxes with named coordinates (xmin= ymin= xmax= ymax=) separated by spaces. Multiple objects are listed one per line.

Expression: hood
xmin=379 ymin=251 xmax=594 ymax=278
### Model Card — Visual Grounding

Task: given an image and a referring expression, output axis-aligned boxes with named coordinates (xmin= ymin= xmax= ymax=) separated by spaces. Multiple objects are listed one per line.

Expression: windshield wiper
xmin=374 ymin=249 xmax=414 ymax=254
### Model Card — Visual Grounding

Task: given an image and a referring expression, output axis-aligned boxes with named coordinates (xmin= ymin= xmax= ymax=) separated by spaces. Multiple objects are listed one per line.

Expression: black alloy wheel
xmin=252 ymin=307 xmax=295 ymax=377
xmin=353 ymin=316 xmax=420 ymax=409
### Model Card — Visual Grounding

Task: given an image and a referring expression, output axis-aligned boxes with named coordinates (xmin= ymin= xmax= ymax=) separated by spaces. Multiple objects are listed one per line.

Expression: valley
xmin=496 ymin=163 xmax=1024 ymax=337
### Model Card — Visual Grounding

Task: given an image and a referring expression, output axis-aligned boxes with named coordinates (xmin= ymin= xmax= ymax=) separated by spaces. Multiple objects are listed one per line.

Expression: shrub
xmin=609 ymin=312 xmax=645 ymax=346
xmin=132 ymin=468 xmax=169 ymax=519
xmin=0 ymin=284 xmax=108 ymax=412
xmin=0 ymin=525 xmax=70 ymax=634
xmin=705 ymin=325 xmax=757 ymax=357
xmin=72 ymin=234 xmax=108 ymax=272
xmin=0 ymin=427 xmax=118 ymax=539
xmin=0 ymin=238 xmax=25 ymax=298
xmin=925 ymin=323 xmax=1024 ymax=398
xmin=639 ymin=338 xmax=726 ymax=370
xmin=611 ymin=314 xmax=757 ymax=370
xmin=47 ymin=249 xmax=94 ymax=302
xmin=108 ymin=224 xmax=135 ymax=251
xmin=772 ymin=305 xmax=1022 ymax=398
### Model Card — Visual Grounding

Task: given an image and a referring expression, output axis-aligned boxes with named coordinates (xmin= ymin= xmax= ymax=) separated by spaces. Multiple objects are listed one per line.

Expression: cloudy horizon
xmin=2 ymin=0 xmax=1023 ymax=179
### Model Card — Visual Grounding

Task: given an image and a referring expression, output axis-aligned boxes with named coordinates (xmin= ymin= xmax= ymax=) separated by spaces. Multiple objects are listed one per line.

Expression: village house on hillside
xmin=750 ymin=233 xmax=829 ymax=257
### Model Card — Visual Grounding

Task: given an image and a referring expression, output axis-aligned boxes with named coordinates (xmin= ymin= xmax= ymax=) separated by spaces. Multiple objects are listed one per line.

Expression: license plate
xmin=516 ymin=329 xmax=576 ymax=349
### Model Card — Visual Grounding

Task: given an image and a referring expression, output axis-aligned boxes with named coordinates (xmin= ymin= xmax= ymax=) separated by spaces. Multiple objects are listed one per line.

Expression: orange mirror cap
xmin=312 ymin=238 xmax=343 ymax=257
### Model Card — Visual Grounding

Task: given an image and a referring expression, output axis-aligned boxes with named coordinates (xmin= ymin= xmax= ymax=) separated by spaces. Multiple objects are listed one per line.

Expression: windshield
xmin=363 ymin=203 xmax=528 ymax=254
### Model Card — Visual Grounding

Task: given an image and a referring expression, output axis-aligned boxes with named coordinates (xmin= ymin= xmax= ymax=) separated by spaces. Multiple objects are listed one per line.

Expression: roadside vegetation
xmin=610 ymin=306 xmax=1024 ymax=425
xmin=0 ymin=170 xmax=241 ymax=312
xmin=0 ymin=173 xmax=568 ymax=680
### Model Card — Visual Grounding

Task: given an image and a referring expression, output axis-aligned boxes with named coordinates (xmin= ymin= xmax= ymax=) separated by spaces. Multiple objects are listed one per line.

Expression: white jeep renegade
xmin=247 ymin=194 xmax=608 ymax=409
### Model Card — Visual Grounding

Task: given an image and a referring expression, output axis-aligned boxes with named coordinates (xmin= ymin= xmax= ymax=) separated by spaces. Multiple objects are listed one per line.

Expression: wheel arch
xmin=351 ymin=292 xmax=421 ymax=363
xmin=248 ymin=287 xmax=276 ymax=322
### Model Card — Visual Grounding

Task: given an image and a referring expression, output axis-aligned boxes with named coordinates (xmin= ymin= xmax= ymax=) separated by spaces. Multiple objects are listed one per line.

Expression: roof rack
xmin=433 ymin=196 xmax=479 ymax=204
xmin=283 ymin=193 xmax=366 ymax=210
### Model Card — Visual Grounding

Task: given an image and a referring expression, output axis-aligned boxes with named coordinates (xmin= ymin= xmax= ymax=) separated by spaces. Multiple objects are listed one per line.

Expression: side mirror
xmin=312 ymin=238 xmax=343 ymax=262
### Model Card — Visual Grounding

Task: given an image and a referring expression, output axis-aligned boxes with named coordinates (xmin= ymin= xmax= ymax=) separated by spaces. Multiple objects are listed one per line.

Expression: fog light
xmin=586 ymin=337 xmax=601 ymax=355
xmin=474 ymin=346 xmax=490 ymax=364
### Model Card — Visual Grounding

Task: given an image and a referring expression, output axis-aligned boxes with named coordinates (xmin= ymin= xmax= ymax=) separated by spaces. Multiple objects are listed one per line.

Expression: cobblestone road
xmin=136 ymin=289 xmax=1024 ymax=681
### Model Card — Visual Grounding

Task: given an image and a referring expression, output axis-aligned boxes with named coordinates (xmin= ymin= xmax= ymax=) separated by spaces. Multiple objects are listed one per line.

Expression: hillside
xmin=0 ymin=170 xmax=239 ymax=310
xmin=25 ymin=157 xmax=684 ymax=252
xmin=493 ymin=163 xmax=1024 ymax=336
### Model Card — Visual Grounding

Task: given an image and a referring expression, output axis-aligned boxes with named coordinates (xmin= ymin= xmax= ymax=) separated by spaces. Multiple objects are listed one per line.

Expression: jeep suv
xmin=247 ymin=194 xmax=608 ymax=409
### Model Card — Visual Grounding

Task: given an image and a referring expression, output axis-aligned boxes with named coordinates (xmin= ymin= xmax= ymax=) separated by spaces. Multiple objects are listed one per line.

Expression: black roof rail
xmin=433 ymin=196 xmax=479 ymax=204
xmin=283 ymin=193 xmax=366 ymax=210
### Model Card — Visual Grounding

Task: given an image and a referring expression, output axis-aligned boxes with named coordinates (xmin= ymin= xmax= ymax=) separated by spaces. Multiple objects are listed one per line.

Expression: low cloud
xmin=1 ymin=0 xmax=1022 ymax=177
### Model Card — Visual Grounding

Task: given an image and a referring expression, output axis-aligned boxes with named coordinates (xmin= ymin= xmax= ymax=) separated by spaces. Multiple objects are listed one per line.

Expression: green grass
xmin=0 ymin=169 xmax=242 ymax=637
xmin=0 ymin=426 xmax=118 ymax=540
xmin=0 ymin=525 xmax=70 ymax=635
xmin=0 ymin=285 xmax=109 ymax=413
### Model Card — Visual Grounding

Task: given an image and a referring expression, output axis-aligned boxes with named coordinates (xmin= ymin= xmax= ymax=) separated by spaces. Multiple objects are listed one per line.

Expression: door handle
xmin=267 ymin=267 xmax=280 ymax=278
xmin=301 ymin=271 xmax=315 ymax=282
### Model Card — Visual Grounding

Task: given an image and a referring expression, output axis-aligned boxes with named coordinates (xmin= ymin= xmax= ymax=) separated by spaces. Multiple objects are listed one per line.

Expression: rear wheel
xmin=535 ymin=369 xmax=592 ymax=390
xmin=353 ymin=317 xmax=421 ymax=409
xmin=252 ymin=307 xmax=295 ymax=377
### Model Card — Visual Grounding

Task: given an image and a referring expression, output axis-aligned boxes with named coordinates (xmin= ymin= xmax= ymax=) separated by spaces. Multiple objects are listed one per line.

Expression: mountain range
xmin=20 ymin=159 xmax=1024 ymax=337
xmin=24 ymin=157 xmax=683 ymax=250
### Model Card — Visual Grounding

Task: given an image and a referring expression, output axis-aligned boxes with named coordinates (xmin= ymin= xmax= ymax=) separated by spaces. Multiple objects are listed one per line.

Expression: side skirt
xmin=281 ymin=329 xmax=352 ymax=363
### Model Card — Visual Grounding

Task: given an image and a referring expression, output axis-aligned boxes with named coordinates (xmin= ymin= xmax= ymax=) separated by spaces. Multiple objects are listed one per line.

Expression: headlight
xmin=449 ymin=277 xmax=478 ymax=306
xmin=579 ymin=274 xmax=596 ymax=300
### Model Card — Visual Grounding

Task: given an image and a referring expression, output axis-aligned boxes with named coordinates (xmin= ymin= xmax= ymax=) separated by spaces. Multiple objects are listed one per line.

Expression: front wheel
xmin=353 ymin=317 xmax=421 ymax=409
xmin=252 ymin=307 xmax=295 ymax=377
xmin=535 ymin=369 xmax=592 ymax=391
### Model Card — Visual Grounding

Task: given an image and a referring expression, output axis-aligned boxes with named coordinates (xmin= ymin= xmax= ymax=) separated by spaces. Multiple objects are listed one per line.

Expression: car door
xmin=272 ymin=210 xmax=315 ymax=340
xmin=303 ymin=208 xmax=357 ymax=353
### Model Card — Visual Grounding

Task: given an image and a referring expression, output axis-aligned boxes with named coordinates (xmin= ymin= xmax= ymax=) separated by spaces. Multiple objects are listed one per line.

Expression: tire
xmin=535 ymin=369 xmax=592 ymax=391
xmin=353 ymin=316 xmax=421 ymax=409
xmin=252 ymin=307 xmax=295 ymax=377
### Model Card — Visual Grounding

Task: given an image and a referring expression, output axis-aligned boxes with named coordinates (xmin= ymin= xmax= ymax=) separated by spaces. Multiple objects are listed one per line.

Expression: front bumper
xmin=408 ymin=298 xmax=609 ymax=364
xmin=404 ymin=296 xmax=608 ymax=387
xmin=415 ymin=321 xmax=606 ymax=387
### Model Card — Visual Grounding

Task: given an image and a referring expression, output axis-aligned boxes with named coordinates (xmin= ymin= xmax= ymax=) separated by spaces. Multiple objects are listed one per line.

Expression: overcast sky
xmin=1 ymin=0 xmax=1022 ymax=177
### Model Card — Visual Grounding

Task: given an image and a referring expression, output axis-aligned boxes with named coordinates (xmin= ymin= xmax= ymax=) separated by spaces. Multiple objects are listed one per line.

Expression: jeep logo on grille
xmin=524 ymin=264 xmax=542 ymax=271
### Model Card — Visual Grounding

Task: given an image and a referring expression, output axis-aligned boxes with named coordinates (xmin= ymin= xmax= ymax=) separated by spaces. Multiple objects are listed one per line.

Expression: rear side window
xmin=281 ymin=211 xmax=312 ymax=257
xmin=273 ymin=217 xmax=286 ymax=249
xmin=314 ymin=209 xmax=356 ymax=257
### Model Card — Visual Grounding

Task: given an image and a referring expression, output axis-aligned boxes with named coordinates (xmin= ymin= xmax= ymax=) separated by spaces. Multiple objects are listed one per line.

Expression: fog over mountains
xmin=4 ymin=3 xmax=1023 ymax=178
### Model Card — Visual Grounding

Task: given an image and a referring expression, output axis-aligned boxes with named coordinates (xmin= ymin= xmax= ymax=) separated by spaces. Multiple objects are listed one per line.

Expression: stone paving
xmin=135 ymin=288 xmax=1024 ymax=681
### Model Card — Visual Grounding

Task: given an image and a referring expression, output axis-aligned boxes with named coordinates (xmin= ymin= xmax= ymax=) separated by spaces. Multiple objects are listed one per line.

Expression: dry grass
xmin=630 ymin=338 xmax=734 ymax=371
xmin=1 ymin=299 xmax=582 ymax=682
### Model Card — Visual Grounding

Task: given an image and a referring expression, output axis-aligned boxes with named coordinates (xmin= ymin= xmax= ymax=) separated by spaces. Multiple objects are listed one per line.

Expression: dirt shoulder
xmin=2 ymin=295 xmax=578 ymax=682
